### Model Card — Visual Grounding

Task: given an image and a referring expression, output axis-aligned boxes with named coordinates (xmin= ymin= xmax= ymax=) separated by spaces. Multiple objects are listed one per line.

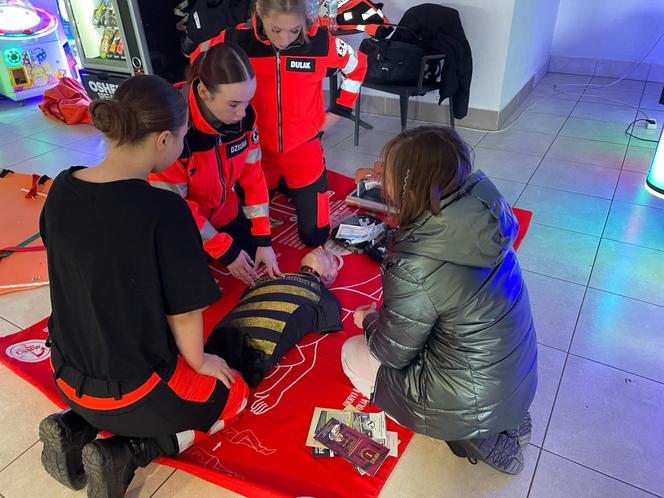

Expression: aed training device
xmin=0 ymin=0 xmax=69 ymax=101
xmin=345 ymin=174 xmax=395 ymax=214
xmin=645 ymin=127 xmax=664 ymax=199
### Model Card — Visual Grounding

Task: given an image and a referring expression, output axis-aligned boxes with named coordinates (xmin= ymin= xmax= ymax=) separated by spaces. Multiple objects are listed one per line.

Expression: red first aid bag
xmin=39 ymin=77 xmax=93 ymax=125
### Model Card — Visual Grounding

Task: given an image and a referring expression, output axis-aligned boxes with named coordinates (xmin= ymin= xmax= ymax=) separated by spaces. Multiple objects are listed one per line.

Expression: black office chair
xmin=353 ymin=54 xmax=454 ymax=146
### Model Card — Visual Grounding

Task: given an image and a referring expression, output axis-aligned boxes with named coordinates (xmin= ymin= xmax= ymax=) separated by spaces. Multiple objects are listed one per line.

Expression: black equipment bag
xmin=360 ymin=37 xmax=425 ymax=86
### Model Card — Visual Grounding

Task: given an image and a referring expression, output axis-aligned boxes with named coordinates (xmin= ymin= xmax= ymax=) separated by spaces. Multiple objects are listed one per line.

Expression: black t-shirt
xmin=40 ymin=167 xmax=221 ymax=382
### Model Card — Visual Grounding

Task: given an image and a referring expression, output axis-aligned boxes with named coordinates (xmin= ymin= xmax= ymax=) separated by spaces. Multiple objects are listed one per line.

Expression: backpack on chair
xmin=389 ymin=3 xmax=473 ymax=119
xmin=360 ymin=26 xmax=441 ymax=87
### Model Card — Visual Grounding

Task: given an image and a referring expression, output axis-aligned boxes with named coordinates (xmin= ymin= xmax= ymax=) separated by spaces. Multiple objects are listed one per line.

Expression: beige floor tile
xmin=0 ymin=443 xmax=83 ymax=498
xmin=530 ymin=450 xmax=654 ymax=498
xmin=151 ymin=469 xmax=242 ymax=497
xmin=0 ymin=443 xmax=174 ymax=498
xmin=380 ymin=434 xmax=539 ymax=497
xmin=0 ymin=366 xmax=59 ymax=470
xmin=0 ymin=318 xmax=19 ymax=338
xmin=0 ymin=287 xmax=51 ymax=330
xmin=545 ymin=356 xmax=664 ymax=496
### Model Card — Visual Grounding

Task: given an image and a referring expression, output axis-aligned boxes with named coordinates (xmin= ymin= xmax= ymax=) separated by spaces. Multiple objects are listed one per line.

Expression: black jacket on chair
xmin=390 ymin=3 xmax=473 ymax=119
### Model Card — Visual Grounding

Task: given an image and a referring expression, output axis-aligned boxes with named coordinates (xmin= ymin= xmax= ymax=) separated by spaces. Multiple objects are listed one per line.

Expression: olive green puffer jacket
xmin=364 ymin=170 xmax=537 ymax=441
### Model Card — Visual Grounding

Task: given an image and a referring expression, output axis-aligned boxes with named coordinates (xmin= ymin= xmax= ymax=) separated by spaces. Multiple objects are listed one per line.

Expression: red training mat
xmin=0 ymin=171 xmax=532 ymax=497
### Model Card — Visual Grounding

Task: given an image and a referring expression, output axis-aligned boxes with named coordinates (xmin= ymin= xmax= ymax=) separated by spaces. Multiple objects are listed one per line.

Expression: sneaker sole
xmin=517 ymin=431 xmax=531 ymax=448
xmin=82 ymin=443 xmax=123 ymax=498
xmin=479 ymin=434 xmax=524 ymax=475
xmin=505 ymin=429 xmax=531 ymax=448
xmin=39 ymin=416 xmax=87 ymax=490
xmin=506 ymin=413 xmax=533 ymax=448
xmin=447 ymin=435 xmax=524 ymax=475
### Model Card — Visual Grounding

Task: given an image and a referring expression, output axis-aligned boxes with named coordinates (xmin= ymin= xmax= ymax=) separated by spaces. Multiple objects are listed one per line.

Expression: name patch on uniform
xmin=226 ymin=137 xmax=249 ymax=158
xmin=286 ymin=57 xmax=316 ymax=72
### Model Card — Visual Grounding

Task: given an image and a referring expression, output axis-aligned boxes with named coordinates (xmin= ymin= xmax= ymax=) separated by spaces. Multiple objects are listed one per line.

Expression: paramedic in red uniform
xmin=150 ymin=43 xmax=281 ymax=285
xmin=190 ymin=0 xmax=367 ymax=247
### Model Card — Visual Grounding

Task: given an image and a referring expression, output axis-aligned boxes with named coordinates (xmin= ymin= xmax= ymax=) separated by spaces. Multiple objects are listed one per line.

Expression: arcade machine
xmin=0 ymin=0 xmax=70 ymax=102
xmin=61 ymin=0 xmax=186 ymax=100
xmin=56 ymin=0 xmax=82 ymax=78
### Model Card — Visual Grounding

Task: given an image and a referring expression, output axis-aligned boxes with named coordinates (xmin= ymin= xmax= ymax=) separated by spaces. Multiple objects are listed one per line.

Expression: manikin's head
xmin=300 ymin=247 xmax=339 ymax=287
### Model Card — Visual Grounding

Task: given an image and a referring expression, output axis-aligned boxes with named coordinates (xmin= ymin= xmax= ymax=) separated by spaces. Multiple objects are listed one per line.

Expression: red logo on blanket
xmin=5 ymin=339 xmax=51 ymax=363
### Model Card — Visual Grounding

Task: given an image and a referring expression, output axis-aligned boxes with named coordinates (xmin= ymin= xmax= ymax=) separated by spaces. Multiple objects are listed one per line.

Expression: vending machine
xmin=0 ymin=0 xmax=70 ymax=101
xmin=61 ymin=0 xmax=186 ymax=99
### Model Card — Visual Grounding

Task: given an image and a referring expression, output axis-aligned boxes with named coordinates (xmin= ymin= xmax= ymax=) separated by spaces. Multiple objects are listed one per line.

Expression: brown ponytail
xmin=382 ymin=126 xmax=473 ymax=227
xmin=188 ymin=43 xmax=254 ymax=92
xmin=89 ymin=74 xmax=187 ymax=146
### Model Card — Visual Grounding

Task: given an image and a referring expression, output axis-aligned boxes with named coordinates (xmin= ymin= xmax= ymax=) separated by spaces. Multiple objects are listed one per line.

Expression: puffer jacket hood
xmin=394 ymin=170 xmax=518 ymax=268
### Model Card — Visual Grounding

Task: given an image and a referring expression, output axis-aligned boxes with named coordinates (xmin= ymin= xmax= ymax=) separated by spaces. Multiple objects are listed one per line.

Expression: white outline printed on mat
xmin=186 ymin=446 xmax=245 ymax=479
xmin=224 ymin=427 xmax=277 ymax=456
xmin=209 ymin=265 xmax=231 ymax=277
xmin=250 ymin=335 xmax=327 ymax=416
xmin=330 ymin=273 xmax=383 ymax=324
xmin=248 ymin=269 xmax=383 ymax=416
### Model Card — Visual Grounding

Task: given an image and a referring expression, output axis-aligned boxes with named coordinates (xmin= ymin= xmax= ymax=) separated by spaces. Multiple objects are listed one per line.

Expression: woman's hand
xmin=353 ymin=302 xmax=378 ymax=329
xmin=227 ymin=250 xmax=259 ymax=285
xmin=196 ymin=353 xmax=236 ymax=388
xmin=320 ymin=112 xmax=342 ymax=132
xmin=254 ymin=246 xmax=283 ymax=278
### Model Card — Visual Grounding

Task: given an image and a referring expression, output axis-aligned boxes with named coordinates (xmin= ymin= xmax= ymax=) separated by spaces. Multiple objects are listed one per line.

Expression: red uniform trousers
xmin=262 ymin=138 xmax=331 ymax=247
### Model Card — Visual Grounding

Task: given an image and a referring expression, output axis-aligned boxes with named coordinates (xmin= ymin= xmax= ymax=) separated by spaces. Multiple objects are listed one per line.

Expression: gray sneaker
xmin=505 ymin=412 xmax=532 ymax=448
xmin=446 ymin=432 xmax=525 ymax=475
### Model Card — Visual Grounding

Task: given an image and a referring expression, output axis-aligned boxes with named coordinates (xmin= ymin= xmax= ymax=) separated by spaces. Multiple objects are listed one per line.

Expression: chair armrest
xmin=417 ymin=54 xmax=446 ymax=94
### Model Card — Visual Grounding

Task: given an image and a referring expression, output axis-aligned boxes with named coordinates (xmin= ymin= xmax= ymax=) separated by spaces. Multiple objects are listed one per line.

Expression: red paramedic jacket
xmin=149 ymin=82 xmax=271 ymax=265
xmin=190 ymin=15 xmax=367 ymax=154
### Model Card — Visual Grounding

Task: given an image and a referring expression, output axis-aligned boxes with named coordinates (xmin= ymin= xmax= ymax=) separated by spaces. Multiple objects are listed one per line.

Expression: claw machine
xmin=0 ymin=0 xmax=70 ymax=101
xmin=62 ymin=0 xmax=186 ymax=99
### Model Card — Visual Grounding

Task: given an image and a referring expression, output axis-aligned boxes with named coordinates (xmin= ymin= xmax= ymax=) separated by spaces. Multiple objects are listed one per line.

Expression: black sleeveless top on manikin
xmin=205 ymin=272 xmax=343 ymax=386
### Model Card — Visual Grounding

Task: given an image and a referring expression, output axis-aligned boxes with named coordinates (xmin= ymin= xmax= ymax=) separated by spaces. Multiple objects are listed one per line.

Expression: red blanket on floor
xmin=0 ymin=171 xmax=532 ymax=497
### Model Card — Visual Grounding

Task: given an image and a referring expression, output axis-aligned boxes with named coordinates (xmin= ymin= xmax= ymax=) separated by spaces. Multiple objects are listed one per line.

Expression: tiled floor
xmin=1 ymin=72 xmax=663 ymax=497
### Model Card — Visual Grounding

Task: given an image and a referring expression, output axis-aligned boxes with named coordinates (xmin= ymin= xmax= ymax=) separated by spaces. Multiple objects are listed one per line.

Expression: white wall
xmin=370 ymin=0 xmax=516 ymax=112
xmin=501 ymin=0 xmax=560 ymax=108
xmin=552 ymin=0 xmax=664 ymax=63
xmin=362 ymin=0 xmax=559 ymax=113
